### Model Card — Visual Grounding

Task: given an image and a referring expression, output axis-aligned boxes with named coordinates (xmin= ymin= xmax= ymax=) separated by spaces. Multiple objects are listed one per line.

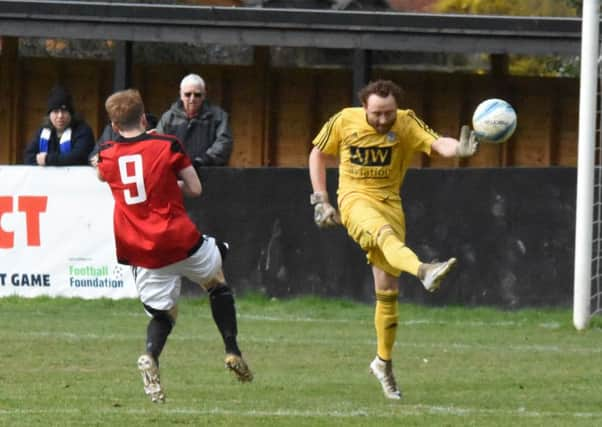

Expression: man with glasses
xmin=157 ymin=73 xmax=233 ymax=168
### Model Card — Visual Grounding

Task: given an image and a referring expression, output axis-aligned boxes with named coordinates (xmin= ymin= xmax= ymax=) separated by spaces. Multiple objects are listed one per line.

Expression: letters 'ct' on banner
xmin=0 ymin=166 xmax=137 ymax=299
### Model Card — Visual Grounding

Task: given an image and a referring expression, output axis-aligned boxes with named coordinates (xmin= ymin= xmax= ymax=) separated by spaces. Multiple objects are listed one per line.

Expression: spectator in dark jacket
xmin=156 ymin=74 xmax=233 ymax=167
xmin=23 ymin=85 xmax=95 ymax=166
xmin=89 ymin=112 xmax=158 ymax=162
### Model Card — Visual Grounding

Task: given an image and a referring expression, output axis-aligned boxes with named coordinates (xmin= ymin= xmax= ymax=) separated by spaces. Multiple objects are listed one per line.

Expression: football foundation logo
xmin=69 ymin=264 xmax=125 ymax=289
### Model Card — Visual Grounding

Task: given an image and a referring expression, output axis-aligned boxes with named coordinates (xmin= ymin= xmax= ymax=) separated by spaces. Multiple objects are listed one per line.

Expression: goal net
xmin=591 ymin=81 xmax=602 ymax=317
xmin=573 ymin=0 xmax=601 ymax=330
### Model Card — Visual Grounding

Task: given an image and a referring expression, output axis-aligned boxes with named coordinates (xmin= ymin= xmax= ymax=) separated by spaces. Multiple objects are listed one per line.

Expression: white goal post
xmin=573 ymin=0 xmax=601 ymax=330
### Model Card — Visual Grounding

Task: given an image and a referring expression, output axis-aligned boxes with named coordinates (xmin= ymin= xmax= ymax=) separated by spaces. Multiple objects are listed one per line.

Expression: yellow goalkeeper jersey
xmin=312 ymin=107 xmax=438 ymax=201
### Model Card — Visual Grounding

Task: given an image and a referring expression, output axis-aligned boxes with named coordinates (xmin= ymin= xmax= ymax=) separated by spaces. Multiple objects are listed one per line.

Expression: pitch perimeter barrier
xmin=0 ymin=166 xmax=575 ymax=308
xmin=0 ymin=166 xmax=136 ymax=299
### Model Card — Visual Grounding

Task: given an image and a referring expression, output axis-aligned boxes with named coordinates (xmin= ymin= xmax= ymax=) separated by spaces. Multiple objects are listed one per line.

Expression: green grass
xmin=0 ymin=294 xmax=601 ymax=426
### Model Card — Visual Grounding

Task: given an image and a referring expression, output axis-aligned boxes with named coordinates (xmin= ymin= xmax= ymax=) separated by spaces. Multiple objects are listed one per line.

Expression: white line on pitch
xmin=65 ymin=311 xmax=602 ymax=333
xmin=13 ymin=330 xmax=602 ymax=354
xmin=1 ymin=405 xmax=601 ymax=419
xmin=21 ymin=309 xmax=598 ymax=332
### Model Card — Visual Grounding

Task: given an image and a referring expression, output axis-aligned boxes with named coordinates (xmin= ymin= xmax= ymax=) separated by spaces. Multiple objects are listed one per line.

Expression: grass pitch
xmin=0 ymin=294 xmax=601 ymax=427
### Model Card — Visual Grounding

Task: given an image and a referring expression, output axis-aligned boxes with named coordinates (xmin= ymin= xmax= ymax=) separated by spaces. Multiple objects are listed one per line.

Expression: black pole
xmin=113 ymin=41 xmax=133 ymax=92
xmin=352 ymin=49 xmax=371 ymax=106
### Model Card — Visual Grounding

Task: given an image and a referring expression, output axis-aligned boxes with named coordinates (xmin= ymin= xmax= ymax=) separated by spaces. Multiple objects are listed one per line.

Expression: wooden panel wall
xmin=0 ymin=37 xmax=18 ymax=164
xmin=6 ymin=57 xmax=111 ymax=155
xmin=0 ymin=52 xmax=579 ymax=168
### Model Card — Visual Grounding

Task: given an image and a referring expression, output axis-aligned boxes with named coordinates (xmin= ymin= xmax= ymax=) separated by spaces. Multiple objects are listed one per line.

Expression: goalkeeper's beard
xmin=367 ymin=116 xmax=396 ymax=134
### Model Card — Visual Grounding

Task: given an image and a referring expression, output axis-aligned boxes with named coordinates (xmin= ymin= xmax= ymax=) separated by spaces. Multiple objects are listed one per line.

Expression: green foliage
xmin=430 ymin=0 xmax=580 ymax=76
xmin=566 ymin=0 xmax=583 ymax=14
xmin=509 ymin=54 xmax=580 ymax=77
xmin=431 ymin=0 xmax=578 ymax=16
xmin=0 ymin=296 xmax=601 ymax=426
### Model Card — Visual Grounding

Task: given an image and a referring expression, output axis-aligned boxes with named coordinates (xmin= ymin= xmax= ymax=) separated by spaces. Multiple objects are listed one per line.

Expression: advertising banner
xmin=0 ymin=166 xmax=137 ymax=299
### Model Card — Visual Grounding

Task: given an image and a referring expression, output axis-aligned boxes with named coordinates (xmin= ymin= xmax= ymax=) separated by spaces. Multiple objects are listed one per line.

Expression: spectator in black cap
xmin=23 ymin=85 xmax=95 ymax=166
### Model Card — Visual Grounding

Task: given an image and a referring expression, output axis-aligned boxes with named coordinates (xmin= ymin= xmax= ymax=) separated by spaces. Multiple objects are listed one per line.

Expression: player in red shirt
xmin=93 ymin=89 xmax=252 ymax=403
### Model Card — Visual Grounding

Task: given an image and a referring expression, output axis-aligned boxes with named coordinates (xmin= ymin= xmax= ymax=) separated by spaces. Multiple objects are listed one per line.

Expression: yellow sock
xmin=374 ymin=289 xmax=399 ymax=361
xmin=377 ymin=229 xmax=421 ymax=276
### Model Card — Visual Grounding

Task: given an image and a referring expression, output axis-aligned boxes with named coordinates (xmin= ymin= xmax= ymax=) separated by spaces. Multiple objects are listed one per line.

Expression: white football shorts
xmin=133 ymin=236 xmax=222 ymax=311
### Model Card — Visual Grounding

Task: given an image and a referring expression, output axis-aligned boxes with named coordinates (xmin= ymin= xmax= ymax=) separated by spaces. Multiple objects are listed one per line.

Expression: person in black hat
xmin=23 ymin=85 xmax=95 ymax=166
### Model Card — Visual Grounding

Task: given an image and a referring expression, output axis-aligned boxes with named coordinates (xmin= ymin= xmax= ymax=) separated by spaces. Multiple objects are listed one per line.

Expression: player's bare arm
xmin=431 ymin=125 xmax=478 ymax=158
xmin=177 ymin=165 xmax=202 ymax=197
xmin=309 ymin=146 xmax=332 ymax=193
xmin=308 ymin=146 xmax=341 ymax=228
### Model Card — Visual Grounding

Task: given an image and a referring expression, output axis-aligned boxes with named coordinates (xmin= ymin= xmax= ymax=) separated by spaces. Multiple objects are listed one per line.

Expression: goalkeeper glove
xmin=310 ymin=192 xmax=341 ymax=228
xmin=456 ymin=125 xmax=479 ymax=157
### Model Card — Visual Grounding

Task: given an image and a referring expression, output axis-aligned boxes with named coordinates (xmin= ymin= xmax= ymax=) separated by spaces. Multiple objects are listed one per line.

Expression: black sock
xmin=209 ymin=284 xmax=241 ymax=356
xmin=144 ymin=305 xmax=174 ymax=364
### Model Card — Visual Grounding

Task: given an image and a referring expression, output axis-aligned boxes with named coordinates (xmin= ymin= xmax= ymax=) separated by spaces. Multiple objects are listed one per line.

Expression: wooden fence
xmin=0 ymin=44 xmax=578 ymax=168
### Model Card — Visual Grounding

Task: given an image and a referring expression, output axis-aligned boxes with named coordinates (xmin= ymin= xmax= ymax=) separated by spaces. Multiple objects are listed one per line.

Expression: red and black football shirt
xmin=98 ymin=133 xmax=201 ymax=268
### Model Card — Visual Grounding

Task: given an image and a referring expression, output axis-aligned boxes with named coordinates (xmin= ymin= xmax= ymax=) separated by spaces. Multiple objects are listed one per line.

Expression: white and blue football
xmin=472 ymin=98 xmax=517 ymax=144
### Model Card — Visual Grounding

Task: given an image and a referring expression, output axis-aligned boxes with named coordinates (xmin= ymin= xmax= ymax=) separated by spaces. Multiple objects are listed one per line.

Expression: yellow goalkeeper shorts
xmin=339 ymin=193 xmax=406 ymax=277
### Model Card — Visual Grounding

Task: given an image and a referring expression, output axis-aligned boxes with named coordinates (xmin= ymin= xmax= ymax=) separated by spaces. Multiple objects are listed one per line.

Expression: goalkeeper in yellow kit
xmin=308 ymin=80 xmax=478 ymax=400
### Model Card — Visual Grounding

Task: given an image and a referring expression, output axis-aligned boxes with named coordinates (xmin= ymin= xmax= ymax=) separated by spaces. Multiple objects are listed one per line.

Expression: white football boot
xmin=137 ymin=354 xmax=165 ymax=403
xmin=225 ymin=353 xmax=254 ymax=383
xmin=419 ymin=257 xmax=457 ymax=292
xmin=369 ymin=357 xmax=401 ymax=400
